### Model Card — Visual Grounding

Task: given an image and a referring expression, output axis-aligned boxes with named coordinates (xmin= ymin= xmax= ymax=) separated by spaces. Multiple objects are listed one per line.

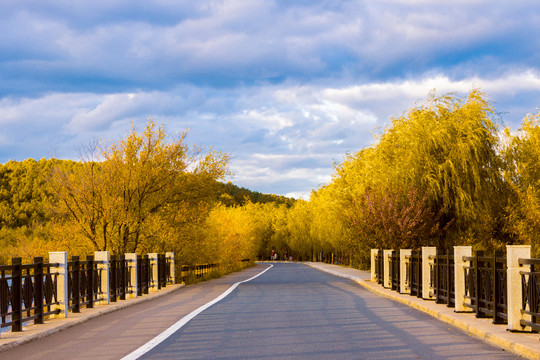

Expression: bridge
xmin=1 ymin=258 xmax=539 ymax=359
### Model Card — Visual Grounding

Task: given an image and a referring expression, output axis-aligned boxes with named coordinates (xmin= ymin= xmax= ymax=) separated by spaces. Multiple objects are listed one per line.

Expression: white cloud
xmin=3 ymin=0 xmax=539 ymax=95
xmin=1 ymin=0 xmax=540 ymax=197
xmin=1 ymin=70 xmax=540 ymax=194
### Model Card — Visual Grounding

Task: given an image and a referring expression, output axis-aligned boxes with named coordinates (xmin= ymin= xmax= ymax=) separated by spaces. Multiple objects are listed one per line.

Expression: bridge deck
xmin=1 ymin=262 xmax=539 ymax=359
xmin=0 ymin=265 xmax=268 ymax=359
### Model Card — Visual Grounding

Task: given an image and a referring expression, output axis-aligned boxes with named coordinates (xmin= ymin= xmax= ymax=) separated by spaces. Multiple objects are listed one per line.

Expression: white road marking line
xmin=120 ymin=264 xmax=273 ymax=360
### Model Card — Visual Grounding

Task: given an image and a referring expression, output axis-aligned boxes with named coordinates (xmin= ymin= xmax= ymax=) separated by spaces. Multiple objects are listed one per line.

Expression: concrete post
xmin=94 ymin=251 xmax=110 ymax=305
xmin=383 ymin=250 xmax=393 ymax=288
xmin=125 ymin=253 xmax=138 ymax=298
xmin=507 ymin=245 xmax=531 ymax=331
xmin=453 ymin=246 xmax=473 ymax=312
xmin=148 ymin=253 xmax=159 ymax=292
xmin=422 ymin=247 xmax=436 ymax=300
xmin=370 ymin=249 xmax=378 ymax=282
xmin=400 ymin=249 xmax=412 ymax=294
xmin=166 ymin=252 xmax=175 ymax=285
xmin=49 ymin=252 xmax=68 ymax=319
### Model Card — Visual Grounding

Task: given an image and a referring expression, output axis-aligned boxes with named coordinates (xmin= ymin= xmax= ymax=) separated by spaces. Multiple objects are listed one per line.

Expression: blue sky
xmin=1 ymin=1 xmax=539 ymax=198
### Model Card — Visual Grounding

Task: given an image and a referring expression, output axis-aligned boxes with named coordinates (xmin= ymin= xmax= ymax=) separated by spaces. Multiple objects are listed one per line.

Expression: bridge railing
xmin=429 ymin=250 xmax=455 ymax=308
xmin=180 ymin=263 xmax=220 ymax=284
xmin=0 ymin=251 xmax=175 ymax=336
xmin=390 ymin=251 xmax=400 ymax=291
xmin=462 ymin=252 xmax=507 ymax=324
xmin=370 ymin=245 xmax=540 ymax=333
xmin=0 ymin=257 xmax=61 ymax=333
xmin=518 ymin=258 xmax=540 ymax=332
xmin=67 ymin=255 xmax=104 ymax=313
xmin=408 ymin=250 xmax=422 ymax=297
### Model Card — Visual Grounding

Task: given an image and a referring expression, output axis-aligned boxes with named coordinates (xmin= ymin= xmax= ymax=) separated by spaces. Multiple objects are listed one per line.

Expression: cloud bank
xmin=1 ymin=1 xmax=539 ymax=198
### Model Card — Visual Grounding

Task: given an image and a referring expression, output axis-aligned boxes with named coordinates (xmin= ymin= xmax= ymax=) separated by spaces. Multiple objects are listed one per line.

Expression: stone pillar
xmin=94 ymin=251 xmax=110 ymax=305
xmin=422 ymin=247 xmax=436 ymax=300
xmin=148 ymin=253 xmax=159 ymax=292
xmin=400 ymin=249 xmax=412 ymax=294
xmin=49 ymin=252 xmax=68 ymax=319
xmin=166 ymin=252 xmax=175 ymax=285
xmin=453 ymin=246 xmax=473 ymax=312
xmin=507 ymin=245 xmax=531 ymax=331
xmin=383 ymin=250 xmax=393 ymax=288
xmin=125 ymin=253 xmax=138 ymax=298
xmin=370 ymin=249 xmax=378 ymax=282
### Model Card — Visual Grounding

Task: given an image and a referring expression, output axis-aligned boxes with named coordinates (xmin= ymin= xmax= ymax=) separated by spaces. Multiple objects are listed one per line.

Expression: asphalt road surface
xmin=137 ymin=262 xmax=519 ymax=360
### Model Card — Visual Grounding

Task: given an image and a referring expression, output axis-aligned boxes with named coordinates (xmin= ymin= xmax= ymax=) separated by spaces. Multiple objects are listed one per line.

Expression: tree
xmin=503 ymin=113 xmax=540 ymax=255
xmin=50 ymin=119 xmax=230 ymax=254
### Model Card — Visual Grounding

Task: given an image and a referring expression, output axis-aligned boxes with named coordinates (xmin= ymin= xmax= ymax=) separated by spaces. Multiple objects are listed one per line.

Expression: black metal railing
xmin=136 ymin=255 xmax=151 ymax=296
xmin=1 ymin=257 xmax=61 ymax=332
xmin=518 ymin=258 xmax=540 ymax=332
xmin=463 ymin=252 xmax=507 ymax=324
xmin=157 ymin=254 xmax=167 ymax=289
xmin=375 ymin=249 xmax=383 ymax=285
xmin=180 ymin=263 xmax=219 ymax=284
xmin=390 ymin=251 xmax=400 ymax=291
xmin=431 ymin=250 xmax=455 ymax=307
xmin=109 ymin=255 xmax=130 ymax=302
xmin=408 ymin=250 xmax=422 ymax=298
xmin=67 ymin=256 xmax=106 ymax=313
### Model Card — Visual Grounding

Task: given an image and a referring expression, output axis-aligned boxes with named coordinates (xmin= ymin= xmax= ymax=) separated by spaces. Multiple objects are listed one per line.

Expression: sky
xmin=1 ymin=1 xmax=539 ymax=199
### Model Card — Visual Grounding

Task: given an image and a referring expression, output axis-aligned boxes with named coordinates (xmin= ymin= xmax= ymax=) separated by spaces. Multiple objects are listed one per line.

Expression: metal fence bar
xmin=11 ymin=258 xmax=22 ymax=332
xmin=391 ymin=250 xmax=400 ymax=291
xmin=519 ymin=258 xmax=540 ymax=331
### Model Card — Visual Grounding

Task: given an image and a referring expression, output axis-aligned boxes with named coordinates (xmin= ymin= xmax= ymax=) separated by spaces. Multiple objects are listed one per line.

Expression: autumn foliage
xmin=2 ymin=91 xmax=540 ymax=270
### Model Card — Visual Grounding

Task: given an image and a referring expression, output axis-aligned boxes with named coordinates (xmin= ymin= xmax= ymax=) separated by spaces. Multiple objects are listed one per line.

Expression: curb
xmin=0 ymin=284 xmax=184 ymax=353
xmin=307 ymin=262 xmax=540 ymax=360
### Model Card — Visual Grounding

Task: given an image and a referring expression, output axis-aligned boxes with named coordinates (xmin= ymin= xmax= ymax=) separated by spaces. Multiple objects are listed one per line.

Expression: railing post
xmin=400 ymin=249 xmax=412 ymax=294
xmin=158 ymin=254 xmax=165 ymax=289
xmin=11 ymin=258 xmax=23 ymax=331
xmin=72 ymin=255 xmax=80 ymax=313
xmin=125 ymin=253 xmax=138 ymax=298
xmin=370 ymin=249 xmax=378 ymax=282
xmin=94 ymin=251 xmax=110 ymax=305
xmin=119 ymin=254 xmax=126 ymax=300
xmin=109 ymin=255 xmax=117 ymax=302
xmin=166 ymin=252 xmax=175 ymax=285
xmin=136 ymin=255 xmax=143 ymax=296
xmin=507 ymin=245 xmax=531 ymax=331
xmin=86 ymin=255 xmax=94 ymax=308
xmin=33 ymin=257 xmax=44 ymax=324
xmin=49 ymin=252 xmax=68 ymax=319
xmin=148 ymin=253 xmax=158 ymax=292
xmin=383 ymin=250 xmax=393 ymax=288
xmin=422 ymin=247 xmax=436 ymax=300
xmin=454 ymin=246 xmax=472 ymax=312
xmin=143 ymin=255 xmax=149 ymax=294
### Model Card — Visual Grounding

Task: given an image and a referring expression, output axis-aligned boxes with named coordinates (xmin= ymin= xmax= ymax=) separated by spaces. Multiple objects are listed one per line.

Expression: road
xmin=138 ymin=262 xmax=518 ymax=359
xmin=1 ymin=262 xmax=520 ymax=359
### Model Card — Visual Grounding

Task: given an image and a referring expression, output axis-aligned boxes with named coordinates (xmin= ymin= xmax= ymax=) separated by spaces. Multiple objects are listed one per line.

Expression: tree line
xmin=222 ymin=89 xmax=540 ymax=269
xmin=270 ymin=89 xmax=540 ymax=268
xmin=2 ymin=90 xmax=540 ymax=270
xmin=0 ymin=120 xmax=292 ymax=268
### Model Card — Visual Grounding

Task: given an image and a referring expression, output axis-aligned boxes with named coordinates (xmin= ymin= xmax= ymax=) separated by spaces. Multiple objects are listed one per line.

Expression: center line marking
xmin=121 ymin=264 xmax=273 ymax=360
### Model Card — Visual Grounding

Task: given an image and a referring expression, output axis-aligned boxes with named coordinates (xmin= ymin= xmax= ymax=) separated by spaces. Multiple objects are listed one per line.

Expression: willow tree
xmin=331 ymin=90 xmax=507 ymax=253
xmin=503 ymin=113 xmax=540 ymax=255
xmin=50 ymin=119 xmax=230 ymax=254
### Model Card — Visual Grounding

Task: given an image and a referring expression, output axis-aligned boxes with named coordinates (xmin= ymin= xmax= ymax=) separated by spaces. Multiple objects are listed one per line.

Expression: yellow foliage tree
xmin=49 ymin=119 xmax=230 ymax=255
xmin=503 ymin=112 xmax=540 ymax=255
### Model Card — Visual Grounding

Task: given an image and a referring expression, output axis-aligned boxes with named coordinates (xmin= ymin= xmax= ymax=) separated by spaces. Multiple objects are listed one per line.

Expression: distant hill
xmin=216 ymin=181 xmax=296 ymax=208
xmin=0 ymin=159 xmax=295 ymax=230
